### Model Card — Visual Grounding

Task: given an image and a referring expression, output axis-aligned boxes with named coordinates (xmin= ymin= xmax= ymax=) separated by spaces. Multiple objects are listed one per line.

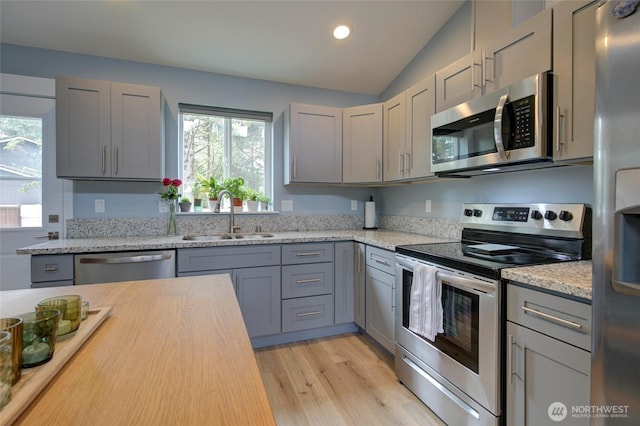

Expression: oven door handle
xmin=436 ymin=270 xmax=496 ymax=295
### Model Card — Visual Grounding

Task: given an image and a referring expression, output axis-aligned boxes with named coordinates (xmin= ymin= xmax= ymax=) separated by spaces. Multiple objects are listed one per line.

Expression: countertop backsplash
xmin=65 ymin=214 xmax=461 ymax=240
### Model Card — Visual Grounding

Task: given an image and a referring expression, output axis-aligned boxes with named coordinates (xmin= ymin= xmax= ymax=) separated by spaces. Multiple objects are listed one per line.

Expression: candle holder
xmin=0 ymin=317 xmax=23 ymax=384
xmin=0 ymin=331 xmax=11 ymax=409
xmin=20 ymin=310 xmax=61 ymax=368
xmin=37 ymin=295 xmax=81 ymax=340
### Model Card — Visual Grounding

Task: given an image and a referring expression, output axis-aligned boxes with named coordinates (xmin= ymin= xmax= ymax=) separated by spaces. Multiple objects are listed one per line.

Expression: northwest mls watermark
xmin=548 ymin=401 xmax=630 ymax=422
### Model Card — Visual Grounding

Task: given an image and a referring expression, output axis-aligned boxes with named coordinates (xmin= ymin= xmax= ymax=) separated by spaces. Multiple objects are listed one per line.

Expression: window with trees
xmin=179 ymin=104 xmax=272 ymax=209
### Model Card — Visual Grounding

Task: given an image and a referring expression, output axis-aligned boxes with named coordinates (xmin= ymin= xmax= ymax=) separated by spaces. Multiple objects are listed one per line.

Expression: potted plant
xmin=198 ymin=175 xmax=221 ymax=203
xmin=192 ymin=182 xmax=204 ymax=211
xmin=257 ymin=193 xmax=270 ymax=211
xmin=245 ymin=188 xmax=260 ymax=212
xmin=222 ymin=177 xmax=246 ymax=208
xmin=179 ymin=197 xmax=192 ymax=212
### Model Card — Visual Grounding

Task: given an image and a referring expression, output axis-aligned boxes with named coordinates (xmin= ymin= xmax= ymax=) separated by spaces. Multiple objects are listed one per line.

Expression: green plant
xmin=257 ymin=193 xmax=270 ymax=205
xmin=191 ymin=182 xmax=203 ymax=199
xmin=197 ymin=175 xmax=221 ymax=199
xmin=180 ymin=197 xmax=191 ymax=203
xmin=245 ymin=188 xmax=260 ymax=201
xmin=222 ymin=177 xmax=246 ymax=200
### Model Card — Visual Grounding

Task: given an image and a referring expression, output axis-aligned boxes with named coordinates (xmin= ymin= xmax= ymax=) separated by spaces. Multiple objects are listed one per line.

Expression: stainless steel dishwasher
xmin=74 ymin=250 xmax=176 ymax=285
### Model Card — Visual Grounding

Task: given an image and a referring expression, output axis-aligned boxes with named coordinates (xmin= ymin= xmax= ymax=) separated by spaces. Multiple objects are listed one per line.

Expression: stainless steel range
xmin=394 ymin=203 xmax=591 ymax=426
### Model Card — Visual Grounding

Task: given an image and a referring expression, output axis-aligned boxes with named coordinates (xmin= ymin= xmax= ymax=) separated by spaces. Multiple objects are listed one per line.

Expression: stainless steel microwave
xmin=431 ymin=72 xmax=552 ymax=176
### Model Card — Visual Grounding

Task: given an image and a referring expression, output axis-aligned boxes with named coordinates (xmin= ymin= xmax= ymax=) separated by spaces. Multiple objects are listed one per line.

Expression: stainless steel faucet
xmin=214 ymin=190 xmax=239 ymax=233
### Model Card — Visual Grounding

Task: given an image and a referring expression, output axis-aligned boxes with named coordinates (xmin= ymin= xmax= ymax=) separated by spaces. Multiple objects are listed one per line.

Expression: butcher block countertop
xmin=502 ymin=260 xmax=593 ymax=301
xmin=0 ymin=276 xmax=275 ymax=425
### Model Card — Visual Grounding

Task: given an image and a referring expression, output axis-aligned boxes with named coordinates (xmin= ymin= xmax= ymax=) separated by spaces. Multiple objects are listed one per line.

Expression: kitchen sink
xmin=182 ymin=233 xmax=274 ymax=241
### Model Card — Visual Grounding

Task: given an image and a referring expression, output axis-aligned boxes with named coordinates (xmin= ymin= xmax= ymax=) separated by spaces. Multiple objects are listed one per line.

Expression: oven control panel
xmin=461 ymin=203 xmax=590 ymax=238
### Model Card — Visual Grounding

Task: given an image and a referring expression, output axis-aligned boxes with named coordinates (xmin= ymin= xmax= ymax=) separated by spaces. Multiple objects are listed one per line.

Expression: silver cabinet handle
xmin=79 ymin=253 xmax=172 ymax=264
xmin=44 ymin=266 xmax=59 ymax=272
xmin=371 ymin=255 xmax=390 ymax=266
xmin=114 ymin=146 xmax=119 ymax=175
xmin=293 ymin=155 xmax=297 ymax=179
xmin=493 ymin=92 xmax=510 ymax=161
xmin=555 ymin=106 xmax=564 ymax=152
xmin=296 ymin=252 xmax=321 ymax=257
xmin=102 ymin=146 xmax=107 ymax=174
xmin=377 ymin=158 xmax=381 ymax=180
xmin=521 ymin=306 xmax=583 ymax=330
xmin=34 ymin=232 xmax=59 ymax=240
xmin=482 ymin=49 xmax=487 ymax=86
xmin=508 ymin=334 xmax=515 ymax=384
xmin=296 ymin=278 xmax=321 ymax=284
xmin=613 ymin=280 xmax=640 ymax=297
xmin=405 ymin=152 xmax=411 ymax=174
xmin=296 ymin=311 xmax=321 ymax=318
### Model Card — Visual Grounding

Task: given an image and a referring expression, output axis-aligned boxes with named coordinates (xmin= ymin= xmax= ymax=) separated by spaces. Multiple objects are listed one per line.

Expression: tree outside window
xmin=180 ymin=104 xmax=272 ymax=208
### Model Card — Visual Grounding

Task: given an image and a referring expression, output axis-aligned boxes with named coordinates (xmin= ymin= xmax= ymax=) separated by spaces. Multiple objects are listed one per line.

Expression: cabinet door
xmin=110 ymin=83 xmax=163 ymax=180
xmin=552 ymin=0 xmax=597 ymax=162
xmin=405 ymin=75 xmax=436 ymax=180
xmin=342 ymin=104 xmax=382 ymax=183
xmin=285 ymin=103 xmax=342 ymax=184
xmin=473 ymin=0 xmax=513 ymax=50
xmin=507 ymin=322 xmax=590 ymax=426
xmin=354 ymin=243 xmax=366 ymax=328
xmin=366 ymin=265 xmax=395 ymax=352
xmin=482 ymin=8 xmax=552 ymax=93
xmin=435 ymin=52 xmax=480 ymax=113
xmin=56 ymin=76 xmax=111 ymax=178
xmin=234 ymin=266 xmax=281 ymax=338
xmin=334 ymin=241 xmax=355 ymax=324
xmin=383 ymin=92 xmax=406 ymax=182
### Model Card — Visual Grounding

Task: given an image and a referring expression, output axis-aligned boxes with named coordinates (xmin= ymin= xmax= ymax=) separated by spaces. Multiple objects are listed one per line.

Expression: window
xmin=0 ymin=114 xmax=43 ymax=228
xmin=179 ymin=103 xmax=272 ymax=209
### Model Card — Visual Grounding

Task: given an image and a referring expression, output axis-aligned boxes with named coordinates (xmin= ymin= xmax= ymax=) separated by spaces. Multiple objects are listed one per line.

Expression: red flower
xmin=162 ymin=178 xmax=171 ymax=186
xmin=172 ymin=179 xmax=182 ymax=187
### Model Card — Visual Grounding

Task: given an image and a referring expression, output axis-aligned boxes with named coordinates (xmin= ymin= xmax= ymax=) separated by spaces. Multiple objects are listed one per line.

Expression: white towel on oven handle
xmin=408 ymin=262 xmax=443 ymax=341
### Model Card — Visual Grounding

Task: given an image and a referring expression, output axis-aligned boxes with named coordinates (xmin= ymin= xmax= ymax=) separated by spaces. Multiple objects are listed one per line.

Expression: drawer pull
xmin=296 ymin=311 xmax=321 ymax=318
xmin=296 ymin=252 xmax=321 ymax=257
xmin=44 ymin=266 xmax=59 ymax=272
xmin=521 ymin=306 xmax=583 ymax=330
xmin=296 ymin=278 xmax=321 ymax=284
xmin=372 ymin=256 xmax=390 ymax=266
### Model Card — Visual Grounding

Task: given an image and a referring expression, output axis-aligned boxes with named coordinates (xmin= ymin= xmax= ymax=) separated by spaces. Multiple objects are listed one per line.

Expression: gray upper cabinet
xmin=480 ymin=8 xmax=552 ymax=94
xmin=435 ymin=7 xmax=552 ymax=113
xmin=342 ymin=104 xmax=383 ymax=183
xmin=551 ymin=0 xmax=597 ymax=162
xmin=382 ymin=92 xmax=406 ymax=181
xmin=472 ymin=0 xmax=513 ymax=50
xmin=284 ymin=103 xmax=342 ymax=184
xmin=56 ymin=76 xmax=163 ymax=180
xmin=404 ymin=75 xmax=436 ymax=180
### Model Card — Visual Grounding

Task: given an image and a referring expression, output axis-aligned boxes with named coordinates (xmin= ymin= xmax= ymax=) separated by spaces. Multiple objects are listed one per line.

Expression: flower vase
xmin=167 ymin=201 xmax=178 ymax=236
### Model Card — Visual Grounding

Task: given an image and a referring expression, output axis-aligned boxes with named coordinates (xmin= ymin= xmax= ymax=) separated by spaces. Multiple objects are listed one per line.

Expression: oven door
xmin=395 ymin=255 xmax=501 ymax=418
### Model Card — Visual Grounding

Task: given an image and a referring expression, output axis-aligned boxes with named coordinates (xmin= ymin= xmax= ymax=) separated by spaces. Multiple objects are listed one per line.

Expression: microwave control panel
xmin=511 ymin=95 xmax=535 ymax=149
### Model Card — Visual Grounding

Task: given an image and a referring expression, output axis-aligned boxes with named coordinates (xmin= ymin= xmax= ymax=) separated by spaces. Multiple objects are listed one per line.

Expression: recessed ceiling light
xmin=333 ymin=24 xmax=351 ymax=40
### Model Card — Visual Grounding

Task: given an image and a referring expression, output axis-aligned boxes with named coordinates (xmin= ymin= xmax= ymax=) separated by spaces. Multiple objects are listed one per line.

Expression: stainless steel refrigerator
xmin=592 ymin=0 xmax=640 ymax=424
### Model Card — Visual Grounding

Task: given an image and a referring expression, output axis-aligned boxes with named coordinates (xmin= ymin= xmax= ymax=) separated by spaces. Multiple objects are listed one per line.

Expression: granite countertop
xmin=16 ymin=229 xmax=455 ymax=255
xmin=502 ymin=260 xmax=593 ymax=301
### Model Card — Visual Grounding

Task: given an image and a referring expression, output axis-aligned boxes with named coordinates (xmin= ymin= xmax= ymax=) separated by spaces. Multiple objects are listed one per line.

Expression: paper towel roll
xmin=364 ymin=201 xmax=376 ymax=229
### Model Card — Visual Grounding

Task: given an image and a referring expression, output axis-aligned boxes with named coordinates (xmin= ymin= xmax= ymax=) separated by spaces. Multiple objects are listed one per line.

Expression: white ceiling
xmin=0 ymin=1 xmax=464 ymax=96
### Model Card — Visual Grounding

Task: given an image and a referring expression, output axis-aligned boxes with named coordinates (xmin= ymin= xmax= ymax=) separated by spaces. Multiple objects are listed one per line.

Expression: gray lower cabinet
xmin=353 ymin=243 xmax=366 ymax=329
xmin=177 ymin=245 xmax=282 ymax=338
xmin=334 ymin=241 xmax=355 ymax=325
xmin=506 ymin=284 xmax=591 ymax=425
xmin=281 ymin=242 xmax=335 ymax=333
xmin=365 ymin=246 xmax=396 ymax=352
xmin=31 ymin=254 xmax=74 ymax=288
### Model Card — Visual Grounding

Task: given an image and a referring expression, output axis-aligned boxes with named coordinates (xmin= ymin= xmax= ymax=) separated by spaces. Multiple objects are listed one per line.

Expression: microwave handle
xmin=494 ymin=92 xmax=510 ymax=161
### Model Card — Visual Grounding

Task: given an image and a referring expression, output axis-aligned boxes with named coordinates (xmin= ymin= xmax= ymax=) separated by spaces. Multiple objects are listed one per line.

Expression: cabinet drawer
xmin=177 ymin=245 xmax=280 ymax=272
xmin=282 ymin=294 xmax=334 ymax=333
xmin=507 ymin=284 xmax=591 ymax=351
xmin=281 ymin=242 xmax=333 ymax=265
xmin=365 ymin=246 xmax=395 ymax=275
xmin=31 ymin=255 xmax=74 ymax=283
xmin=282 ymin=262 xmax=333 ymax=299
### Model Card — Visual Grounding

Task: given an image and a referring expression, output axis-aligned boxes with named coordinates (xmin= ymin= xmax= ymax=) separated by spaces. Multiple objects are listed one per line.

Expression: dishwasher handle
xmin=78 ymin=253 xmax=172 ymax=264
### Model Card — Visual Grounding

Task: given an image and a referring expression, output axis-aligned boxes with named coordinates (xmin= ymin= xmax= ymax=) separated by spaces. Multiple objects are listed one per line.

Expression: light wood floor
xmin=254 ymin=333 xmax=446 ymax=426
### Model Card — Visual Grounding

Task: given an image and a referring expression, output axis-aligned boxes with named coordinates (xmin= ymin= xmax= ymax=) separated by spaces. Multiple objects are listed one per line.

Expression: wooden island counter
xmin=0 ymin=276 xmax=275 ymax=425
